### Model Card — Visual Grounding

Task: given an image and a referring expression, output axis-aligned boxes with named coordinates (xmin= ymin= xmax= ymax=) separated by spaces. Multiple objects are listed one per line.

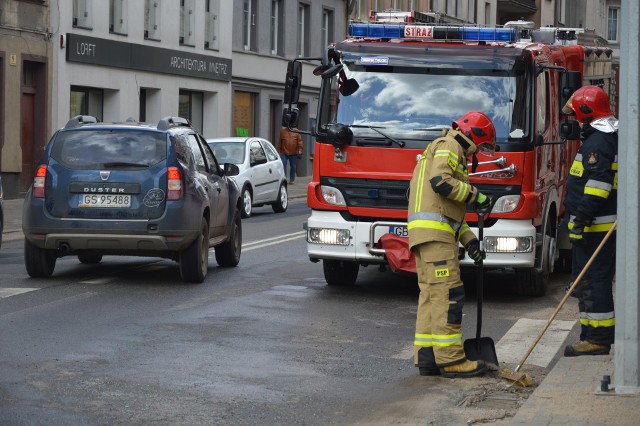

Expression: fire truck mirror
xmin=284 ymin=61 xmax=302 ymax=105
xmin=321 ymin=64 xmax=343 ymax=79
xmin=281 ymin=107 xmax=300 ymax=128
xmin=560 ymin=71 xmax=582 ymax=111
xmin=559 ymin=120 xmax=581 ymax=140
xmin=327 ymin=123 xmax=353 ymax=147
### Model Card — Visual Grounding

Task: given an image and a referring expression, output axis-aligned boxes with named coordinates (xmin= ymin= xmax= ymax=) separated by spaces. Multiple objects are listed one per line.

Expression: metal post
xmin=614 ymin=0 xmax=640 ymax=394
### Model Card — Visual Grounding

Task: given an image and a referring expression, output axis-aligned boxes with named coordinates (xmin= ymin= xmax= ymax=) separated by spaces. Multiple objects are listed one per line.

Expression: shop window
xmin=179 ymin=90 xmax=204 ymax=134
xmin=205 ymin=0 xmax=220 ymax=50
xmin=70 ymin=86 xmax=103 ymax=121
xmin=233 ymin=91 xmax=255 ymax=137
xmin=145 ymin=0 xmax=161 ymax=40
xmin=73 ymin=0 xmax=93 ymax=29
xmin=109 ymin=0 xmax=127 ymax=35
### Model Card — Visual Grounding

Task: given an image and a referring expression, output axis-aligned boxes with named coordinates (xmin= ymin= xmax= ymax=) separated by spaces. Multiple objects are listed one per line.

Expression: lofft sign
xmin=66 ymin=33 xmax=232 ymax=82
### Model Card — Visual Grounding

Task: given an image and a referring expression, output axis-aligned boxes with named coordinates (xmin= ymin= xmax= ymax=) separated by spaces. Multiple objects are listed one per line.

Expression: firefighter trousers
xmin=413 ymin=241 xmax=466 ymax=368
xmin=572 ymin=233 xmax=616 ymax=346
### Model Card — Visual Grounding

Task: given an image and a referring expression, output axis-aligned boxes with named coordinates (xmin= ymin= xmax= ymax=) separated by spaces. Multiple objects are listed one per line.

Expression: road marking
xmin=495 ymin=318 xmax=576 ymax=367
xmin=0 ymin=288 xmax=39 ymax=299
xmin=241 ymin=231 xmax=306 ymax=252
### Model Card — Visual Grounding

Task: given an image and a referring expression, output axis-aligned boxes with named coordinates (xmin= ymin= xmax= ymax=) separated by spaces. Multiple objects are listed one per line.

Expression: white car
xmin=207 ymin=137 xmax=288 ymax=218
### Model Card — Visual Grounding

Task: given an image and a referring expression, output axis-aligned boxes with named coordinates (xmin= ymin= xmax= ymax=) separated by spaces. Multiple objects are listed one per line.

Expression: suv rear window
xmin=51 ymin=129 xmax=167 ymax=169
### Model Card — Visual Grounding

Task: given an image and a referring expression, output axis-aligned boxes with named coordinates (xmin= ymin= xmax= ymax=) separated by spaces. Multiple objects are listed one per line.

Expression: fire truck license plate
xmin=389 ymin=226 xmax=408 ymax=237
xmin=79 ymin=194 xmax=131 ymax=208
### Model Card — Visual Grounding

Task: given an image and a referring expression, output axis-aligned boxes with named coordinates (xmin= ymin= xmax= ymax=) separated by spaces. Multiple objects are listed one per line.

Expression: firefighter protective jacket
xmin=408 ymin=128 xmax=482 ymax=250
xmin=564 ymin=124 xmax=618 ymax=233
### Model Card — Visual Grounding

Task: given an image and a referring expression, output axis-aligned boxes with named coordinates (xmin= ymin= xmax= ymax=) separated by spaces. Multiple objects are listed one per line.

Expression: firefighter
xmin=408 ymin=111 xmax=495 ymax=377
xmin=561 ymin=86 xmax=618 ymax=357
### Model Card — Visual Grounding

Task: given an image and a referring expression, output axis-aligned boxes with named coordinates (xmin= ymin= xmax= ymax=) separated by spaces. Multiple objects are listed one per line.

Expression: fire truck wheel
xmin=323 ymin=259 xmax=359 ymax=286
xmin=515 ymin=268 xmax=546 ymax=297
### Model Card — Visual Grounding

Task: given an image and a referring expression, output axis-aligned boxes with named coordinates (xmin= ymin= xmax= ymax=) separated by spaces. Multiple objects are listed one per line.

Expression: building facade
xmin=0 ymin=0 xmax=52 ymax=199
xmin=231 ymin=0 xmax=346 ymax=177
xmin=0 ymin=0 xmax=621 ymax=199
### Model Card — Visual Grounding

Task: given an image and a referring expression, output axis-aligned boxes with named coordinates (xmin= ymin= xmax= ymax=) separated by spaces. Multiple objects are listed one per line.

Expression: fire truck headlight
xmin=491 ymin=195 xmax=521 ymax=213
xmin=307 ymin=228 xmax=351 ymax=245
xmin=321 ymin=185 xmax=346 ymax=206
xmin=484 ymin=236 xmax=533 ymax=253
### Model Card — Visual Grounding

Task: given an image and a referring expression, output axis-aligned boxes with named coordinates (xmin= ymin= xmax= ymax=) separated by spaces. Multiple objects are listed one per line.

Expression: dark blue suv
xmin=22 ymin=116 xmax=242 ymax=283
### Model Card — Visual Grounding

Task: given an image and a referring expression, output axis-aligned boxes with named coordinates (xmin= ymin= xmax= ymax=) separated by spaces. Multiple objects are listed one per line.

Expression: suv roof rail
xmin=64 ymin=115 xmax=98 ymax=129
xmin=157 ymin=116 xmax=192 ymax=131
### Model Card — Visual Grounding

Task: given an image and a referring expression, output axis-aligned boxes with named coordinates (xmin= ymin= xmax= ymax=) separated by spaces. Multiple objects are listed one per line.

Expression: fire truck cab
xmin=283 ymin=11 xmax=614 ymax=296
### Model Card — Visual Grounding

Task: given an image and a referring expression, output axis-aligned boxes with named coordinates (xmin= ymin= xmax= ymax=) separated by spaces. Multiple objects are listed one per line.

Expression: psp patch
xmin=587 ymin=152 xmax=599 ymax=165
xmin=435 ymin=268 xmax=450 ymax=278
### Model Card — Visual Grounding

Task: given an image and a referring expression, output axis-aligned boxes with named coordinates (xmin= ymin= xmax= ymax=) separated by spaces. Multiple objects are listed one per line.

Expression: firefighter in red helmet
xmin=561 ymin=86 xmax=618 ymax=357
xmin=408 ymin=111 xmax=495 ymax=377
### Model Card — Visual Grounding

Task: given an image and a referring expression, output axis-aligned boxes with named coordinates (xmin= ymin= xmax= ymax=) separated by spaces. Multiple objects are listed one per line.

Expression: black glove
xmin=465 ymin=239 xmax=485 ymax=265
xmin=474 ymin=192 xmax=491 ymax=210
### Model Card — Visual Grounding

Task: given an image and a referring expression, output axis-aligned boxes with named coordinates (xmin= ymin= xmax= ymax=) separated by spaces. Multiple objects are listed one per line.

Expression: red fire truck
xmin=282 ymin=12 xmax=615 ymax=296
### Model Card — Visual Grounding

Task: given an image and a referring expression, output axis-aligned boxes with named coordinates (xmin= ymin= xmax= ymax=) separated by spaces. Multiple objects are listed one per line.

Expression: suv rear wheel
xmin=215 ymin=209 xmax=242 ymax=267
xmin=25 ymin=239 xmax=57 ymax=278
xmin=179 ymin=217 xmax=209 ymax=283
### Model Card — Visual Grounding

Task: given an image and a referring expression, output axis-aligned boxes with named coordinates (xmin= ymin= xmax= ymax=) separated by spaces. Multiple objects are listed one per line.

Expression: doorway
xmin=20 ymin=59 xmax=47 ymax=193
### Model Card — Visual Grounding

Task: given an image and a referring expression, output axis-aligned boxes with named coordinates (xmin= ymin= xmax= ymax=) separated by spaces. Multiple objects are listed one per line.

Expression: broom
xmin=501 ymin=221 xmax=617 ymax=387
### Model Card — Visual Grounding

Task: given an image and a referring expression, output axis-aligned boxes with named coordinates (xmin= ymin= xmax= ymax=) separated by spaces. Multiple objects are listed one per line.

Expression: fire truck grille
xmin=322 ymin=177 xmax=410 ymax=209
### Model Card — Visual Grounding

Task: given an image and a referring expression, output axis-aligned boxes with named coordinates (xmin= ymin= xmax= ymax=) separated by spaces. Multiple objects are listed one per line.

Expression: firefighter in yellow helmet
xmin=408 ymin=111 xmax=495 ymax=377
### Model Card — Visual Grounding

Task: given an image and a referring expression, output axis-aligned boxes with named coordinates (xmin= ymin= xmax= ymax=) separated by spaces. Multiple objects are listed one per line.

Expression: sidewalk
xmin=3 ymin=175 xmax=639 ymax=423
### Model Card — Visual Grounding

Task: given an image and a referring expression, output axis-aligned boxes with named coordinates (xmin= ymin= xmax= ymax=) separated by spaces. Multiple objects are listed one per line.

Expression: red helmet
xmin=452 ymin=112 xmax=496 ymax=154
xmin=562 ymin=86 xmax=612 ymax=124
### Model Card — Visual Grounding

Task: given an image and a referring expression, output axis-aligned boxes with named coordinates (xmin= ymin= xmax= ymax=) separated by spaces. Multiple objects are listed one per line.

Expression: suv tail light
xmin=33 ymin=165 xmax=47 ymax=198
xmin=167 ymin=167 xmax=183 ymax=200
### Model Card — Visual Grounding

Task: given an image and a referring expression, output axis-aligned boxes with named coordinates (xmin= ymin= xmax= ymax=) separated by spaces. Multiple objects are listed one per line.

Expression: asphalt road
xmin=0 ymin=198 xmax=579 ymax=425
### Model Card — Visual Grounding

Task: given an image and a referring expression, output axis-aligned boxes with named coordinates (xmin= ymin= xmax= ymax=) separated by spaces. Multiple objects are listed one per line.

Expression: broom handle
xmin=514 ymin=221 xmax=617 ymax=372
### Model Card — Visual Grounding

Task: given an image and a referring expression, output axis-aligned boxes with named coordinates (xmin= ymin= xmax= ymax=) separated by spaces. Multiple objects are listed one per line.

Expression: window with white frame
xmin=321 ymin=8 xmax=334 ymax=52
xmin=180 ymin=0 xmax=195 ymax=46
xmin=607 ymin=6 xmax=620 ymax=43
xmin=205 ymin=0 xmax=219 ymax=50
xmin=243 ymin=0 xmax=257 ymax=51
xmin=145 ymin=0 xmax=161 ymax=40
xmin=297 ymin=3 xmax=310 ymax=57
xmin=109 ymin=0 xmax=127 ymax=34
xmin=73 ymin=0 xmax=93 ymax=29
xmin=271 ymin=0 xmax=284 ymax=55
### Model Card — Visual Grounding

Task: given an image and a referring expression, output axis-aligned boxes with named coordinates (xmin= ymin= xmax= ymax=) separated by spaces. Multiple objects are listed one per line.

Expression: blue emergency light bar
xmin=348 ymin=23 xmax=518 ymax=42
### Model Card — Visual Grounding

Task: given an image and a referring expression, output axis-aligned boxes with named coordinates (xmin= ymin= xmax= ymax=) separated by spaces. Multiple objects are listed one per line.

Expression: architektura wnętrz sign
xmin=66 ymin=33 xmax=232 ymax=82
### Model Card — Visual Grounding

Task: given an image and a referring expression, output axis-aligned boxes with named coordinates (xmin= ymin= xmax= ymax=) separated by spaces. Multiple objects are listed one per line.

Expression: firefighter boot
xmin=440 ymin=359 xmax=486 ymax=378
xmin=564 ymin=341 xmax=611 ymax=357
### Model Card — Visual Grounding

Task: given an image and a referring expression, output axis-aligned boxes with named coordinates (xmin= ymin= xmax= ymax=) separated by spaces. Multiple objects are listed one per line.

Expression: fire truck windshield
xmin=328 ymin=65 xmax=528 ymax=148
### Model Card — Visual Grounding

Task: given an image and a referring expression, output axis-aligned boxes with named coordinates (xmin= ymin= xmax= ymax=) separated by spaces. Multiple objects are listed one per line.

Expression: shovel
xmin=463 ymin=209 xmax=499 ymax=367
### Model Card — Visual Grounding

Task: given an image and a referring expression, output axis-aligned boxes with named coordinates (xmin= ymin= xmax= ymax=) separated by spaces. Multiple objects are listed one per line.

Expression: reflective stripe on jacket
xmin=564 ymin=125 xmax=618 ymax=233
xmin=408 ymin=129 xmax=480 ymax=249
